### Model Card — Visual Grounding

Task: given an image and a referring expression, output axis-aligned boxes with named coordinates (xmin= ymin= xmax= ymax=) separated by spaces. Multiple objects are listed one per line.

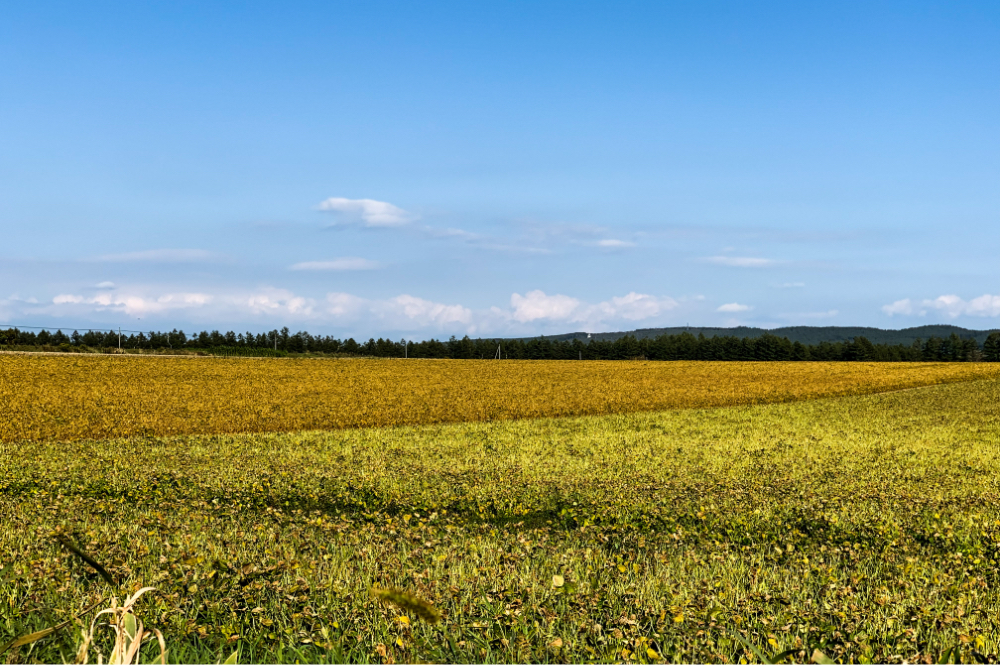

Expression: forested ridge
xmin=3 ymin=326 xmax=1000 ymax=362
xmin=539 ymin=324 xmax=1000 ymax=346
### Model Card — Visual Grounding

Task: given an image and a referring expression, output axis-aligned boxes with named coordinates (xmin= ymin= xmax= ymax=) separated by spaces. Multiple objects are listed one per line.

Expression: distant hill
xmin=527 ymin=325 xmax=1000 ymax=346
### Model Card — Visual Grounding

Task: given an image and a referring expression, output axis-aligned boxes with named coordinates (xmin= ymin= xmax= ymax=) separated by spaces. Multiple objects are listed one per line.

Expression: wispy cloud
xmin=717 ymin=302 xmax=752 ymax=313
xmin=704 ymin=256 xmax=776 ymax=268
xmin=594 ymin=239 xmax=636 ymax=248
xmin=883 ymin=294 xmax=1000 ymax=318
xmin=316 ymin=197 xmax=413 ymax=227
xmin=419 ymin=226 xmax=479 ymax=240
xmin=90 ymin=249 xmax=217 ymax=263
xmin=787 ymin=309 xmax=839 ymax=319
xmin=290 ymin=258 xmax=380 ymax=271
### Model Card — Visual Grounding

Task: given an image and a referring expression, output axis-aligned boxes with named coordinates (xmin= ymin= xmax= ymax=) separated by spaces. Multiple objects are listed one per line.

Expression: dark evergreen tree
xmin=985 ymin=332 xmax=1000 ymax=362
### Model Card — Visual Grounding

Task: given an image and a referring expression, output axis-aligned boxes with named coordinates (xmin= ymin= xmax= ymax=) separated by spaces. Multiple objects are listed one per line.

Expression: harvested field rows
xmin=3 ymin=356 xmax=1000 ymax=442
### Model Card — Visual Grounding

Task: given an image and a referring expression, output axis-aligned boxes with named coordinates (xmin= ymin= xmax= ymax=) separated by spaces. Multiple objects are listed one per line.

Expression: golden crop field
xmin=3 ymin=354 xmax=1000 ymax=442
xmin=3 ymin=374 xmax=1000 ymax=663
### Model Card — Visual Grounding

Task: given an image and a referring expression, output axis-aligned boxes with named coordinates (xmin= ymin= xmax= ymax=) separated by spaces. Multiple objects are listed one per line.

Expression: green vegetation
xmin=3 ymin=377 xmax=1000 ymax=663
xmin=4 ymin=326 xmax=1000 ymax=362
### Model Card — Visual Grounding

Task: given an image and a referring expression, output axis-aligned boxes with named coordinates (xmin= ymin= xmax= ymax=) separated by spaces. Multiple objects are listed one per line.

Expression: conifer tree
xmin=985 ymin=332 xmax=1000 ymax=362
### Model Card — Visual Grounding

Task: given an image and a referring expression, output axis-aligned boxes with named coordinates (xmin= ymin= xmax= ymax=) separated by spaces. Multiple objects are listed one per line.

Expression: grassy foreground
xmin=3 ymin=355 xmax=1000 ymax=442
xmin=3 ymin=377 xmax=1000 ymax=663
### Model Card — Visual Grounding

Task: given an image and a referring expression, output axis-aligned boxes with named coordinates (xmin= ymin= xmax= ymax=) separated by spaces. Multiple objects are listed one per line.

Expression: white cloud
xmin=717 ymin=302 xmax=752 ymax=313
xmin=882 ymin=299 xmax=915 ymax=316
xmin=595 ymin=239 xmax=636 ymax=248
xmin=52 ymin=291 xmax=213 ymax=315
xmin=91 ymin=249 xmax=216 ymax=263
xmin=95 ymin=281 xmax=116 ymax=289
xmin=30 ymin=282 xmax=689 ymax=335
xmin=325 ymin=292 xmax=366 ymax=317
xmin=883 ymin=294 xmax=1000 ymax=318
xmin=705 ymin=256 xmax=776 ymax=268
xmin=506 ymin=290 xmax=678 ymax=328
xmin=324 ymin=293 xmax=472 ymax=328
xmin=963 ymin=295 xmax=1000 ymax=317
xmin=600 ymin=292 xmax=677 ymax=321
xmin=246 ymin=288 xmax=315 ymax=316
xmin=386 ymin=295 xmax=472 ymax=326
xmin=48 ymin=286 xmax=311 ymax=320
xmin=316 ymin=197 xmax=413 ymax=227
xmin=510 ymin=291 xmax=581 ymax=323
xmin=40 ymin=285 xmax=471 ymax=330
xmin=290 ymin=258 xmax=380 ymax=271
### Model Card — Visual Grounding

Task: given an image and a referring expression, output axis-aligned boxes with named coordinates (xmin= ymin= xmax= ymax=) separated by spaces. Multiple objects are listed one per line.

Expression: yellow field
xmin=3 ymin=354 xmax=999 ymax=442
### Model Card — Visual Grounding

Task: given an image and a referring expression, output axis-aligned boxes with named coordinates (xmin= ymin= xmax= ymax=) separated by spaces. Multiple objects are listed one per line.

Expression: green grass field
xmin=3 ymin=377 xmax=1000 ymax=663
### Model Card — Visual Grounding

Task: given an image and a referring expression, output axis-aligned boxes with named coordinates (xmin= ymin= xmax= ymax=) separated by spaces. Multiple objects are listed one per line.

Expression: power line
xmin=0 ymin=324 xmax=151 ymax=334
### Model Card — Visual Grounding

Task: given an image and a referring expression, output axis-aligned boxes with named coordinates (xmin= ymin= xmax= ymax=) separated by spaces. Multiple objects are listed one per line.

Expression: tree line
xmin=3 ymin=326 xmax=1000 ymax=362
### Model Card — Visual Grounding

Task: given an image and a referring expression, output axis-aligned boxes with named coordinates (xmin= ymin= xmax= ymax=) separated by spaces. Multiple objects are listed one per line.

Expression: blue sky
xmin=2 ymin=1 xmax=999 ymax=338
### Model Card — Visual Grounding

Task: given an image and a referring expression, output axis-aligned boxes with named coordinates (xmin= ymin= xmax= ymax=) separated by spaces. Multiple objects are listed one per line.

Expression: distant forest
xmin=537 ymin=324 xmax=1000 ymax=346
xmin=3 ymin=326 xmax=1000 ymax=362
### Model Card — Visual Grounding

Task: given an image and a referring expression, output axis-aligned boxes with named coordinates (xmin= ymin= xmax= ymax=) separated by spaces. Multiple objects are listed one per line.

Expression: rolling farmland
xmin=2 ymin=357 xmax=1000 ymax=662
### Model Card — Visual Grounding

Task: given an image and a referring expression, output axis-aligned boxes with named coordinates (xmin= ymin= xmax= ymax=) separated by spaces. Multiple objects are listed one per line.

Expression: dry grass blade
xmin=0 ymin=598 xmax=103 ymax=657
xmin=151 ymin=629 xmax=167 ymax=665
xmin=81 ymin=587 xmax=159 ymax=665
xmin=54 ymin=534 xmax=115 ymax=585
xmin=372 ymin=587 xmax=441 ymax=624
